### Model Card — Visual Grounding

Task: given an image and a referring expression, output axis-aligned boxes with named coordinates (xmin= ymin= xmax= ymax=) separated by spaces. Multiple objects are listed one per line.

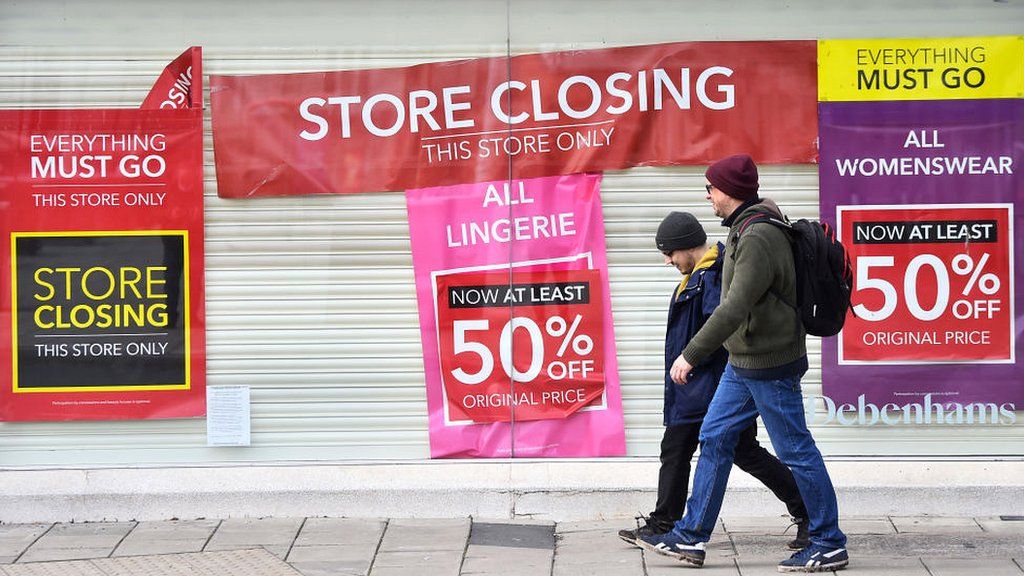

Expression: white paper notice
xmin=206 ymin=386 xmax=251 ymax=446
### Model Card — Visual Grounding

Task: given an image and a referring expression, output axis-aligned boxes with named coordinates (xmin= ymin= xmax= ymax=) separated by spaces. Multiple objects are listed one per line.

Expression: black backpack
xmin=735 ymin=214 xmax=854 ymax=337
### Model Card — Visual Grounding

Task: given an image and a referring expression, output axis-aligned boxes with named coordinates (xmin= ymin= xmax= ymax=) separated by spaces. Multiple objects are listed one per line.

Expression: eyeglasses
xmin=705 ymin=184 xmax=713 ymax=193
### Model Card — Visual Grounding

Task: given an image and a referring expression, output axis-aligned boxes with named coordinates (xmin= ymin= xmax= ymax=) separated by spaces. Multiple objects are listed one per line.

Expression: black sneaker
xmin=636 ymin=530 xmax=707 ymax=566
xmin=778 ymin=543 xmax=849 ymax=572
xmin=618 ymin=517 xmax=666 ymax=547
xmin=787 ymin=517 xmax=810 ymax=550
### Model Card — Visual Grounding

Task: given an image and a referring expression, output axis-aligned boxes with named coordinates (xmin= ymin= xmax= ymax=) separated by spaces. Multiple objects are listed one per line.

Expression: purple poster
xmin=819 ymin=99 xmax=1023 ymax=411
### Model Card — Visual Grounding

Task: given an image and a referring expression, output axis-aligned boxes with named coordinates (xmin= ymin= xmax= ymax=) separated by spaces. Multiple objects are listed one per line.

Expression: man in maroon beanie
xmin=637 ymin=154 xmax=849 ymax=573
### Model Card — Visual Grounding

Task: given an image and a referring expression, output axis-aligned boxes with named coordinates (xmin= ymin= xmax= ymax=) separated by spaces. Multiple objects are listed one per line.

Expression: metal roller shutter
xmin=1 ymin=40 xmax=1020 ymax=467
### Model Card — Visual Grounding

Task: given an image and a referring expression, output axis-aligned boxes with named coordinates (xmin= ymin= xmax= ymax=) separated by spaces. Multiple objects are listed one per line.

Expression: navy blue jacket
xmin=664 ymin=243 xmax=729 ymax=427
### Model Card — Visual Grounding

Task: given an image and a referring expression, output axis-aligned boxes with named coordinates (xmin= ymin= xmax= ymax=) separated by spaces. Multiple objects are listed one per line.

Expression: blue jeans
xmin=674 ymin=364 xmax=847 ymax=549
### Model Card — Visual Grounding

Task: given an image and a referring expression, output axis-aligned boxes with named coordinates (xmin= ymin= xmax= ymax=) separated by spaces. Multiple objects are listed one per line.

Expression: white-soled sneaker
xmin=636 ymin=530 xmax=706 ymax=567
xmin=777 ymin=544 xmax=849 ymax=572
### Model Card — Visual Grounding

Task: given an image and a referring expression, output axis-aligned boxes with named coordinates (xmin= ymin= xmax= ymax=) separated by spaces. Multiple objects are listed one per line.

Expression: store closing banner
xmin=406 ymin=174 xmax=625 ymax=458
xmin=210 ymin=40 xmax=817 ymax=198
xmin=0 ymin=47 xmax=206 ymax=421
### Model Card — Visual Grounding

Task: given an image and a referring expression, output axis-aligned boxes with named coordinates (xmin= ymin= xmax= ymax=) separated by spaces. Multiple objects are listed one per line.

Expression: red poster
xmin=838 ymin=205 xmax=1014 ymax=364
xmin=211 ymin=41 xmax=817 ymax=198
xmin=0 ymin=49 xmax=205 ymax=421
xmin=436 ymin=269 xmax=605 ymax=423
xmin=142 ymin=47 xmax=203 ymax=111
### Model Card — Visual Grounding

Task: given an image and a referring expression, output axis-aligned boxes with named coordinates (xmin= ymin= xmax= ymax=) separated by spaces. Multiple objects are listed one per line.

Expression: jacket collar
xmin=675 ymin=243 xmax=721 ymax=299
xmin=722 ymin=197 xmax=763 ymax=227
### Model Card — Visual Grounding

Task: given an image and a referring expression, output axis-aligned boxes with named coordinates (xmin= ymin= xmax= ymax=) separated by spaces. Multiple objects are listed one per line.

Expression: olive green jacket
xmin=681 ymin=199 xmax=806 ymax=370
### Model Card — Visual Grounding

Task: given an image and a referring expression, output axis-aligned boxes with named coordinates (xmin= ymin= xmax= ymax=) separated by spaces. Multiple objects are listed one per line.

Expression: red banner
xmin=436 ymin=269 xmax=605 ymax=423
xmin=838 ymin=205 xmax=1013 ymax=364
xmin=211 ymin=41 xmax=817 ymax=198
xmin=142 ymin=47 xmax=203 ymax=111
xmin=0 ymin=49 xmax=205 ymax=421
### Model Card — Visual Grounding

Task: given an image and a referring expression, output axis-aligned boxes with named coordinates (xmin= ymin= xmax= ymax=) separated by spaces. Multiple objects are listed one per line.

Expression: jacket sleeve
xmin=701 ymin=269 xmax=722 ymax=318
xmin=689 ymin=271 xmax=722 ymax=368
xmin=682 ymin=233 xmax=776 ymax=366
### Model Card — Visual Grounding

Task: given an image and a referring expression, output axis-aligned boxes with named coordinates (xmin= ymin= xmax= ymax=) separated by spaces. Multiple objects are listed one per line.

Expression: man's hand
xmin=670 ymin=354 xmax=694 ymax=385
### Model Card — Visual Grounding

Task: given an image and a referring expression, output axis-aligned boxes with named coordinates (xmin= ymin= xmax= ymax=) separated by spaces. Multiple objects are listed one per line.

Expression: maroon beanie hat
xmin=705 ymin=154 xmax=759 ymax=201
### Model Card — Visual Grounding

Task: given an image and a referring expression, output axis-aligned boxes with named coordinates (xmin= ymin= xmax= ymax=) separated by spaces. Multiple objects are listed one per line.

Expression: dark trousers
xmin=649 ymin=419 xmax=808 ymax=531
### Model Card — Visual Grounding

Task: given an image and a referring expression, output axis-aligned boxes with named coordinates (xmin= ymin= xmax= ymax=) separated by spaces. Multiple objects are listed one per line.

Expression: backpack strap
xmin=736 ymin=212 xmax=771 ymax=237
xmin=730 ymin=213 xmax=792 ymax=260
xmin=730 ymin=213 xmax=798 ymax=311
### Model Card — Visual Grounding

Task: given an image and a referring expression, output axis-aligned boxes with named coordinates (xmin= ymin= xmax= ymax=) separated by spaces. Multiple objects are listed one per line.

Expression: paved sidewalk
xmin=0 ymin=515 xmax=1022 ymax=575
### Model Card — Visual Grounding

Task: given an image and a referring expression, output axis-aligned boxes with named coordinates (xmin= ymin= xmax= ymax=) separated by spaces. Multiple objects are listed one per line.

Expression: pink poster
xmin=406 ymin=174 xmax=626 ymax=458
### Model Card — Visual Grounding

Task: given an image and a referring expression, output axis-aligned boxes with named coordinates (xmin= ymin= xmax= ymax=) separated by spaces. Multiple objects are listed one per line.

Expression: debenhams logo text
xmin=805 ymin=394 xmax=1016 ymax=426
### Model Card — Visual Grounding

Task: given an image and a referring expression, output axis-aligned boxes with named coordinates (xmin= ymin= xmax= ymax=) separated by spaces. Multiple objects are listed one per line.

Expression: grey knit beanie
xmin=656 ymin=212 xmax=707 ymax=253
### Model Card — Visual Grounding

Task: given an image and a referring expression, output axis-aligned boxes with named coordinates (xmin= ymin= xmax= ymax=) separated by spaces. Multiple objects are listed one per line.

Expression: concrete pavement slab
xmin=891 ymin=515 xmax=983 ymax=533
xmin=377 ymin=518 xmax=469 ymax=553
xmin=462 ymin=543 xmax=551 ymax=567
xmin=368 ymin=566 xmax=457 ymax=576
xmin=555 ymin=518 xmax=631 ymax=534
xmin=556 ymin=526 xmax=633 ymax=548
xmin=112 ymin=519 xmax=220 ymax=557
xmin=260 ymin=545 xmax=292 ymax=560
xmin=552 ymin=558 xmax=642 ymax=576
xmin=287 ymin=543 xmax=378 ymax=563
xmin=287 ymin=519 xmax=382 ymax=575
xmin=460 ymin=565 xmax=547 ymax=576
xmin=977 ymin=517 xmax=1024 ymax=534
xmin=24 ymin=522 xmax=134 ymax=551
xmin=460 ymin=555 xmax=552 ymax=575
xmin=368 ymin=549 xmax=462 ymax=576
xmin=0 ymin=525 xmax=50 ymax=559
xmin=729 ymin=533 xmax=804 ymax=557
xmin=733 ymin=555 xmax=793 ymax=576
xmin=289 ymin=560 xmax=368 ymax=576
xmin=122 ymin=519 xmax=220 ymax=540
xmin=554 ymin=527 xmax=643 ymax=575
xmin=289 ymin=559 xmax=367 ymax=576
xmin=204 ymin=517 xmax=303 ymax=552
xmin=463 ymin=544 xmax=551 ymax=560
xmin=293 ymin=518 xmax=385 ymax=547
xmin=556 ymin=548 xmax=640 ymax=564
xmin=555 ymin=533 xmax=643 ymax=568
xmin=923 ymin=557 xmax=1024 ymax=575
xmin=556 ymin=528 xmax=622 ymax=542
xmin=720 ymin=515 xmax=801 ymax=534
xmin=111 ymin=539 xmax=210 ymax=557
xmin=838 ymin=517 xmax=897 ymax=534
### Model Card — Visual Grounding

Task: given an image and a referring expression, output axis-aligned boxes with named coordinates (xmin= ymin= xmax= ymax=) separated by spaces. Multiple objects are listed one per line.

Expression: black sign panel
xmin=14 ymin=233 xmax=187 ymax=390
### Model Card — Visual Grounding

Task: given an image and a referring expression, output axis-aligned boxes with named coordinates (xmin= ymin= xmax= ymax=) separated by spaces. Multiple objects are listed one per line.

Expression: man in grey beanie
xmin=618 ymin=211 xmax=808 ymax=550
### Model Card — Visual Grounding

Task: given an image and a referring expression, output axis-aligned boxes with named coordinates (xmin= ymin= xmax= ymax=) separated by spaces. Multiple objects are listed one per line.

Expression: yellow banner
xmin=818 ymin=36 xmax=1024 ymax=101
